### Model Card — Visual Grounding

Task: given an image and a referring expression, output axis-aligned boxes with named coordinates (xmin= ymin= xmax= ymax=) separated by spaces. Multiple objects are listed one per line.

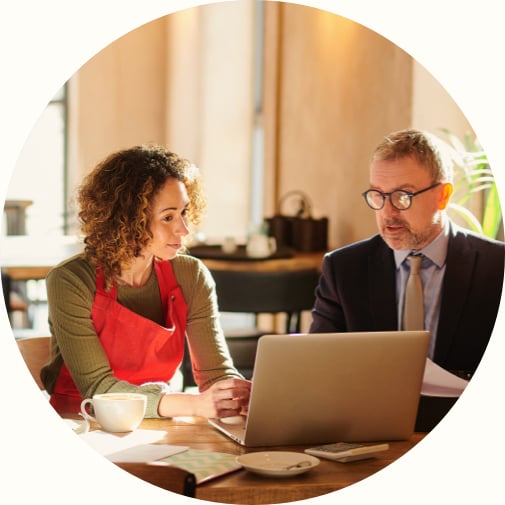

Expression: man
xmin=310 ymin=128 xmax=504 ymax=377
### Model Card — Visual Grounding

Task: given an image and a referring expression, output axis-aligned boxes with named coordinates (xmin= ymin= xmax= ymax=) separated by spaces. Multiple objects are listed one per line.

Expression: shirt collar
xmin=394 ymin=221 xmax=449 ymax=269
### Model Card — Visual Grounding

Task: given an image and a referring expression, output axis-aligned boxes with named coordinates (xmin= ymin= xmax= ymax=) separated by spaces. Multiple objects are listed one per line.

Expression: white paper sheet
xmin=78 ymin=429 xmax=187 ymax=463
xmin=421 ymin=358 xmax=469 ymax=397
xmin=107 ymin=444 xmax=188 ymax=463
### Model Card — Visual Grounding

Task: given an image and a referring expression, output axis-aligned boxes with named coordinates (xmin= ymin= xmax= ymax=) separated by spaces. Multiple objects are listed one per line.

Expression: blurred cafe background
xmin=1 ymin=1 xmax=489 ymax=343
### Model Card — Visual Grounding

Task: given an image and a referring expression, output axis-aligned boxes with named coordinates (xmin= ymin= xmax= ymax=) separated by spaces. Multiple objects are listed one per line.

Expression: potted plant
xmin=439 ymin=128 xmax=503 ymax=240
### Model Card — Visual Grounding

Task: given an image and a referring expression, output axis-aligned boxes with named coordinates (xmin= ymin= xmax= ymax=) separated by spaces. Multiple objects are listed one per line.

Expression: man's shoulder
xmin=327 ymin=234 xmax=385 ymax=254
xmin=450 ymin=223 xmax=505 ymax=252
xmin=324 ymin=234 xmax=386 ymax=262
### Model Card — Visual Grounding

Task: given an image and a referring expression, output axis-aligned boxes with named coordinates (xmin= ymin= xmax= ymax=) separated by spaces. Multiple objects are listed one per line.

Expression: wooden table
xmin=88 ymin=416 xmax=424 ymax=504
xmin=1 ymin=238 xmax=325 ymax=281
xmin=0 ymin=235 xmax=83 ymax=281
xmin=198 ymin=251 xmax=325 ymax=273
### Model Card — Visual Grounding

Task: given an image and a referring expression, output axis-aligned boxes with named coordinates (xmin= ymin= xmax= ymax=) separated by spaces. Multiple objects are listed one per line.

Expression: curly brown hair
xmin=78 ymin=144 xmax=206 ymax=285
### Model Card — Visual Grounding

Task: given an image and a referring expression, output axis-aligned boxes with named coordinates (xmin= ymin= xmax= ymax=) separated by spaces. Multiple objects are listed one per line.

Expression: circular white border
xmin=1 ymin=1 xmax=503 ymax=504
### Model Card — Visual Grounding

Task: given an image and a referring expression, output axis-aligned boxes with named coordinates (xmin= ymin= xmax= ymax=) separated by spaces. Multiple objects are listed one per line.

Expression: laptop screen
xmin=210 ymin=331 xmax=430 ymax=447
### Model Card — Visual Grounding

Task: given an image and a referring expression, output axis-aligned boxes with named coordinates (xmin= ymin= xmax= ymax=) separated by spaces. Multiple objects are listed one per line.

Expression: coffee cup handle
xmin=269 ymin=237 xmax=277 ymax=254
xmin=80 ymin=398 xmax=97 ymax=423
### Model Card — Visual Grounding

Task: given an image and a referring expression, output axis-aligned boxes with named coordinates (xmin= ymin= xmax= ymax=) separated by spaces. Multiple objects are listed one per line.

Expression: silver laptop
xmin=209 ymin=331 xmax=430 ymax=447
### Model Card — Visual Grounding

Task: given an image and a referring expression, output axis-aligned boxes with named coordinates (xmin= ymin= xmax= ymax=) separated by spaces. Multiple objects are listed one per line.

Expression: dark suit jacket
xmin=310 ymin=223 xmax=504 ymax=373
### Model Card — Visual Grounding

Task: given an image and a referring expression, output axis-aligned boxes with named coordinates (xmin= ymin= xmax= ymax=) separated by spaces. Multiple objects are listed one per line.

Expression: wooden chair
xmin=16 ymin=338 xmax=197 ymax=497
xmin=116 ymin=462 xmax=196 ymax=497
xmin=16 ymin=336 xmax=51 ymax=390
xmin=2 ymin=270 xmax=29 ymax=327
xmin=182 ymin=268 xmax=320 ymax=387
xmin=211 ymin=268 xmax=320 ymax=331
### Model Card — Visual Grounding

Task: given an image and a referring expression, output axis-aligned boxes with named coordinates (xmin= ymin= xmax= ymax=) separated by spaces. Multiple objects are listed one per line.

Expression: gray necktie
xmin=403 ymin=255 xmax=424 ymax=330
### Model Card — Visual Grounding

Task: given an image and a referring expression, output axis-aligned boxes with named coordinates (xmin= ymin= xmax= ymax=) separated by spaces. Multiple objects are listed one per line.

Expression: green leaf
xmin=448 ymin=203 xmax=483 ymax=234
xmin=438 ymin=129 xmax=502 ymax=239
xmin=482 ymin=184 xmax=503 ymax=239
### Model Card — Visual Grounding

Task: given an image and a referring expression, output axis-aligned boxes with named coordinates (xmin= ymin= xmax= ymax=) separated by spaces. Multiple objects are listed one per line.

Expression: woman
xmin=41 ymin=144 xmax=251 ymax=418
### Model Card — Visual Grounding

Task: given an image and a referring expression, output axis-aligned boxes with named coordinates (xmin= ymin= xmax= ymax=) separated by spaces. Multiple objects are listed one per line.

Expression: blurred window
xmin=5 ymin=85 xmax=68 ymax=236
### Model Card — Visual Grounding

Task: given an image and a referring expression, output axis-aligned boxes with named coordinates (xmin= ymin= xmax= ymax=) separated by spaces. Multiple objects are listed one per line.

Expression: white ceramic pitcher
xmin=246 ymin=234 xmax=277 ymax=258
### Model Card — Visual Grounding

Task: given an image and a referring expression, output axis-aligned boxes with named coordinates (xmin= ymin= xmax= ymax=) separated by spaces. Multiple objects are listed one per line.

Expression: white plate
xmin=236 ymin=451 xmax=320 ymax=477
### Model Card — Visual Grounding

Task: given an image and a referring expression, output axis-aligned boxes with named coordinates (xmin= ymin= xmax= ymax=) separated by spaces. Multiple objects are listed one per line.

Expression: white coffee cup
xmin=80 ymin=393 xmax=147 ymax=433
xmin=221 ymin=236 xmax=237 ymax=254
xmin=246 ymin=234 xmax=277 ymax=258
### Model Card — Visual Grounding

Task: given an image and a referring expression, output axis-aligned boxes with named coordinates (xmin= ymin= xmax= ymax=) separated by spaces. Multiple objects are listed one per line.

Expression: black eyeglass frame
xmin=361 ymin=182 xmax=442 ymax=211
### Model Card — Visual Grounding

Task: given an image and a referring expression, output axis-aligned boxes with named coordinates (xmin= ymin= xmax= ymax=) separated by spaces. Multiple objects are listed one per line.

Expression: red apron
xmin=50 ymin=260 xmax=187 ymax=414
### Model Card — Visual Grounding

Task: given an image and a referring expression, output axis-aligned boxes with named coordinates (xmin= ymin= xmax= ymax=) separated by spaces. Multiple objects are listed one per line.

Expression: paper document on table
xmin=159 ymin=448 xmax=243 ymax=484
xmin=106 ymin=444 xmax=188 ymax=463
xmin=78 ymin=429 xmax=187 ymax=462
xmin=421 ymin=358 xmax=469 ymax=397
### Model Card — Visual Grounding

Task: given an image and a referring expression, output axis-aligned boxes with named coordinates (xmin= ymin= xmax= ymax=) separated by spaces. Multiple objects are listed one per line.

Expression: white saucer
xmin=219 ymin=416 xmax=245 ymax=425
xmin=236 ymin=451 xmax=320 ymax=477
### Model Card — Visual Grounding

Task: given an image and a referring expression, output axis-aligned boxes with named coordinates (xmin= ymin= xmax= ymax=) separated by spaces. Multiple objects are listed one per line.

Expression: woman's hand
xmin=194 ymin=378 xmax=251 ymax=419
xmin=158 ymin=377 xmax=251 ymax=419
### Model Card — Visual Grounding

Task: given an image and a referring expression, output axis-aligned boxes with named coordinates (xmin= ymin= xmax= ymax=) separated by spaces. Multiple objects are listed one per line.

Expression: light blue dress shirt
xmin=394 ymin=222 xmax=449 ymax=358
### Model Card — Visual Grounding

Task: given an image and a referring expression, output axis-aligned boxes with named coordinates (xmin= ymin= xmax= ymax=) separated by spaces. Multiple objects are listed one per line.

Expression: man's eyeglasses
xmin=362 ymin=182 xmax=442 ymax=211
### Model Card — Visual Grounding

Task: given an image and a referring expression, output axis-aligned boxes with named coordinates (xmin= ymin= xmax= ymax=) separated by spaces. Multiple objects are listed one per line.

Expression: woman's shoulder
xmin=171 ymin=251 xmax=207 ymax=271
xmin=46 ymin=253 xmax=96 ymax=289
xmin=171 ymin=253 xmax=214 ymax=289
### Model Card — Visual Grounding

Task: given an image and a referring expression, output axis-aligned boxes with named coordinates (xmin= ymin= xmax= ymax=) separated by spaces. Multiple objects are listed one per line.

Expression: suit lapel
xmin=434 ymin=228 xmax=476 ymax=363
xmin=369 ymin=240 xmax=398 ymax=329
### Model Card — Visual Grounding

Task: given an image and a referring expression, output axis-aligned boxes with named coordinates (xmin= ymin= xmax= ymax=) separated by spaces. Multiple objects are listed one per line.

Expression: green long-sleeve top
xmin=41 ymin=253 xmax=241 ymax=417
